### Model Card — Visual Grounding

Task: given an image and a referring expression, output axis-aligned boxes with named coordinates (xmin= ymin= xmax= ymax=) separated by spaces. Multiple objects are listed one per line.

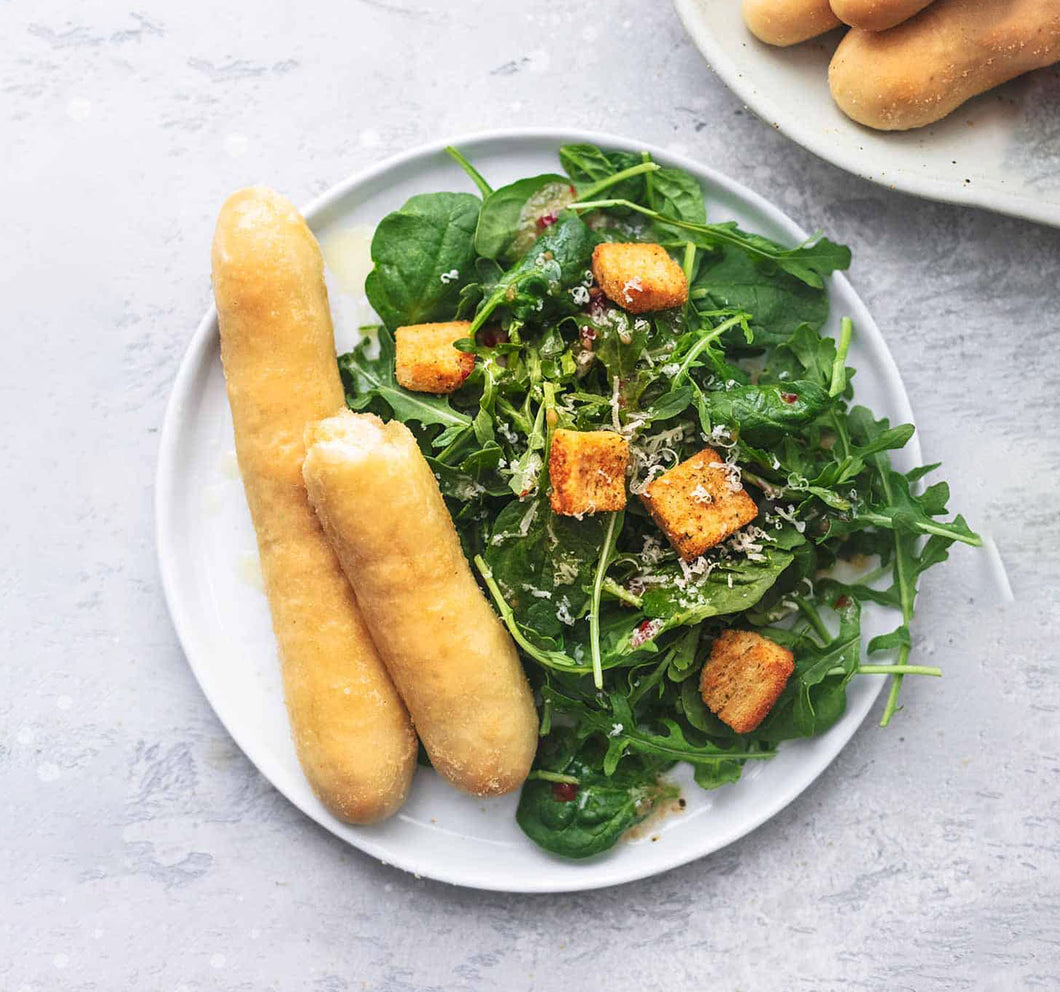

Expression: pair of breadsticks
xmin=743 ymin=0 xmax=1060 ymax=130
xmin=211 ymin=188 xmax=537 ymax=824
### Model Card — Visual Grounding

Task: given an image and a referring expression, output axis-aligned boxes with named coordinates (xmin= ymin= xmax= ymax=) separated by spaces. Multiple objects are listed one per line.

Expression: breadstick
xmin=302 ymin=411 xmax=539 ymax=797
xmin=829 ymin=0 xmax=934 ymax=32
xmin=829 ymin=0 xmax=1060 ymax=130
xmin=212 ymin=187 xmax=417 ymax=824
xmin=743 ymin=0 xmax=842 ymax=46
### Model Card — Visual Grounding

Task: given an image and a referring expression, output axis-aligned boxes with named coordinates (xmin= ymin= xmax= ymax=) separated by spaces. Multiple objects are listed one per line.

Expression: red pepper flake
xmin=568 ymin=185 xmax=577 ymax=196
xmin=552 ymin=782 xmax=579 ymax=802
xmin=834 ymin=594 xmax=852 ymax=609
xmin=536 ymin=211 xmax=558 ymax=230
xmin=781 ymin=392 xmax=799 ymax=404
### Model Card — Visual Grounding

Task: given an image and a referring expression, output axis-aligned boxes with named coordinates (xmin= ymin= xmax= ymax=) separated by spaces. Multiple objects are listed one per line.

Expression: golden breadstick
xmin=302 ymin=411 xmax=539 ymax=797
xmin=212 ymin=187 xmax=416 ymax=824
xmin=743 ymin=0 xmax=842 ymax=46
xmin=829 ymin=0 xmax=1060 ymax=130
xmin=830 ymin=0 xmax=934 ymax=32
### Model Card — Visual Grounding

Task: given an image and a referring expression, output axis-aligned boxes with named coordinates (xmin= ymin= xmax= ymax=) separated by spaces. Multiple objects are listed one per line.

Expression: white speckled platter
xmin=675 ymin=0 xmax=1060 ymax=228
xmin=156 ymin=129 xmax=918 ymax=892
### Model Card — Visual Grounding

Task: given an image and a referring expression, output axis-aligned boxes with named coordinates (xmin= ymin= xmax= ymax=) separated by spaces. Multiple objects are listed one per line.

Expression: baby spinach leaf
xmin=364 ymin=192 xmax=480 ymax=329
xmin=640 ymin=543 xmax=798 ymax=634
xmin=516 ymin=731 xmax=668 ymax=859
xmin=474 ymin=173 xmax=574 ymax=262
xmin=469 ymin=212 xmax=601 ymax=334
xmin=648 ymin=167 xmax=707 ymax=226
xmin=694 ymin=248 xmax=829 ymax=339
xmin=698 ymin=380 xmax=831 ymax=440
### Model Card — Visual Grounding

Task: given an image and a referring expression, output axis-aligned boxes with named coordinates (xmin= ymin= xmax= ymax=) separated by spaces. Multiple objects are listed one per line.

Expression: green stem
xmin=602 ymin=577 xmax=642 ymax=608
xmin=741 ymin=469 xmax=785 ymax=500
xmin=445 ymin=145 xmax=493 ymax=197
xmin=682 ymin=241 xmax=696 ymax=283
xmin=829 ymin=317 xmax=853 ymax=398
xmin=474 ymin=556 xmax=587 ymax=673
xmin=572 ymin=198 xmax=798 ymax=265
xmin=527 ymin=770 xmax=580 ymax=785
xmin=589 ymin=513 xmax=620 ymax=690
xmin=435 ymin=425 xmax=474 ymax=465
xmin=672 ymin=315 xmax=745 ymax=385
xmin=832 ymin=664 xmax=942 ymax=677
xmin=793 ymin=595 xmax=831 ymax=643
xmin=575 ymin=162 xmax=660 ymax=203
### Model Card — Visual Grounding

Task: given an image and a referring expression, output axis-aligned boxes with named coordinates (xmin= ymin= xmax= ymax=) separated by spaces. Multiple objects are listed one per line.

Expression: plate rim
xmin=155 ymin=126 xmax=920 ymax=893
xmin=672 ymin=0 xmax=1060 ymax=229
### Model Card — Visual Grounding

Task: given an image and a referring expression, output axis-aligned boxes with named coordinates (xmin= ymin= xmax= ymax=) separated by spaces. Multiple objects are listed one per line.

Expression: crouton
xmin=591 ymin=242 xmax=688 ymax=314
xmin=549 ymin=429 xmax=628 ymax=516
xmin=640 ymin=447 xmax=757 ymax=560
xmin=700 ymin=629 xmax=794 ymax=734
xmin=394 ymin=321 xmax=475 ymax=394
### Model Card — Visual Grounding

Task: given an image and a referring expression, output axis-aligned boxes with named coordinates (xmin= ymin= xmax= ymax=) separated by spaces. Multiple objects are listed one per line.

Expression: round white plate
xmin=156 ymin=129 xmax=920 ymax=892
xmin=674 ymin=0 xmax=1060 ymax=228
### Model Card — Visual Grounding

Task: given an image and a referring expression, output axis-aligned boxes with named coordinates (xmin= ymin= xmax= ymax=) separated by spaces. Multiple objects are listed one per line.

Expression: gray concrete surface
xmin=3 ymin=1 xmax=1059 ymax=989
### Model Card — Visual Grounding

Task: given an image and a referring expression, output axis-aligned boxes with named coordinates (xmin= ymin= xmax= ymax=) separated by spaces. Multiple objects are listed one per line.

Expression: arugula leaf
xmin=364 ymin=192 xmax=480 ymax=329
xmin=338 ymin=328 xmax=471 ymax=432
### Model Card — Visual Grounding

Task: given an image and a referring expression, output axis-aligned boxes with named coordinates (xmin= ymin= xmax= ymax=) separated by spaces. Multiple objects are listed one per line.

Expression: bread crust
xmin=640 ymin=447 xmax=758 ymax=560
xmin=829 ymin=0 xmax=1060 ymax=130
xmin=700 ymin=630 xmax=795 ymax=733
xmin=829 ymin=0 xmax=933 ymax=32
xmin=212 ymin=187 xmax=417 ymax=824
xmin=302 ymin=411 xmax=539 ymax=797
xmin=549 ymin=429 xmax=629 ymax=516
xmin=743 ymin=0 xmax=842 ymax=46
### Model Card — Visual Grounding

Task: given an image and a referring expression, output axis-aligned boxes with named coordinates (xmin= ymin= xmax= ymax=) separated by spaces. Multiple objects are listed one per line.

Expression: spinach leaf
xmin=364 ymin=192 xmax=480 ymax=329
xmin=698 ymin=380 xmax=831 ymax=440
xmin=516 ymin=731 xmax=668 ymax=859
xmin=694 ymin=247 xmax=829 ymax=340
xmin=469 ymin=212 xmax=601 ymax=334
xmin=648 ymin=167 xmax=707 ymax=226
xmin=640 ymin=541 xmax=799 ymax=635
xmin=474 ymin=174 xmax=574 ymax=262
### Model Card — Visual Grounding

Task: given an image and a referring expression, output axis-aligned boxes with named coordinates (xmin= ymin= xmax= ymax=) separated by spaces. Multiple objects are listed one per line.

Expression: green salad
xmin=338 ymin=143 xmax=980 ymax=859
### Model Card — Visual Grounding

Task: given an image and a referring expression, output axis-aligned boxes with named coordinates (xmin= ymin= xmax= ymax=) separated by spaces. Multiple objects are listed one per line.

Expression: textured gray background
xmin=3 ymin=1 xmax=1059 ymax=990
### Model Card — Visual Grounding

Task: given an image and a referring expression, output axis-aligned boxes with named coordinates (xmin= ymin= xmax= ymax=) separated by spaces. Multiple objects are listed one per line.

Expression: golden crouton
xmin=549 ymin=429 xmax=629 ymax=516
xmin=640 ymin=447 xmax=757 ymax=560
xmin=700 ymin=629 xmax=794 ymax=734
xmin=394 ymin=321 xmax=475 ymax=394
xmin=591 ymin=242 xmax=688 ymax=314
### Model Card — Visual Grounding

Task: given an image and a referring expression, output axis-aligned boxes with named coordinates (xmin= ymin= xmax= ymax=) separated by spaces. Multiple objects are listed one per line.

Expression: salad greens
xmin=340 ymin=144 xmax=980 ymax=859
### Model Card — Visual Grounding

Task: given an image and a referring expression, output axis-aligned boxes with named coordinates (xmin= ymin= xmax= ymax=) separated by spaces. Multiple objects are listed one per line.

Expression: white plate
xmin=156 ymin=129 xmax=920 ymax=892
xmin=674 ymin=0 xmax=1060 ymax=228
